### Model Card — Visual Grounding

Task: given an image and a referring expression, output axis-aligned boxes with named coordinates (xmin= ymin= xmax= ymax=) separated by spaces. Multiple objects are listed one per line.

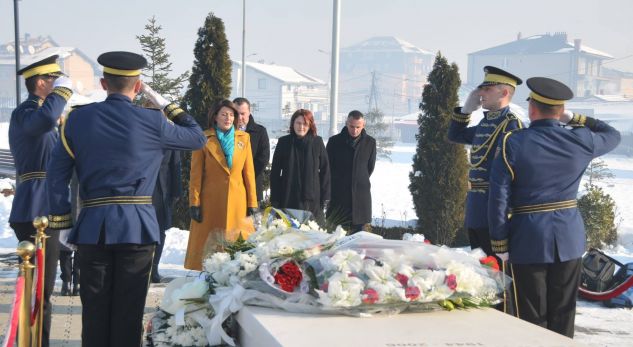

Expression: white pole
xmin=241 ymin=0 xmax=246 ymax=97
xmin=329 ymin=0 xmax=341 ymax=137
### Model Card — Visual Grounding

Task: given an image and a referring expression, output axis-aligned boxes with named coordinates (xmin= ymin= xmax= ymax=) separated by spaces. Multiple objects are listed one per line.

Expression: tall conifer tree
xmin=173 ymin=12 xmax=232 ymax=229
xmin=137 ymin=16 xmax=189 ymax=102
xmin=408 ymin=53 xmax=468 ymax=246
xmin=182 ymin=12 xmax=232 ymax=129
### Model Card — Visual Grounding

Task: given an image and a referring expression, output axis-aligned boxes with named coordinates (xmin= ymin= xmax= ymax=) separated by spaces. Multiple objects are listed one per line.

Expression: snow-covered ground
xmin=0 ymin=135 xmax=631 ymax=344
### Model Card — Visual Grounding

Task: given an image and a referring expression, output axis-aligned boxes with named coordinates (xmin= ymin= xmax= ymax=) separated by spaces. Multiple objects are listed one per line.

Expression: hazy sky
xmin=2 ymin=0 xmax=633 ymax=84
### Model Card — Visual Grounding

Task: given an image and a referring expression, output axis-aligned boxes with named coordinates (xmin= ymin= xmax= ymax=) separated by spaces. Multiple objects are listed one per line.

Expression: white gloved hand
xmin=141 ymin=82 xmax=170 ymax=109
xmin=53 ymin=76 xmax=73 ymax=90
xmin=496 ymin=252 xmax=509 ymax=262
xmin=560 ymin=110 xmax=574 ymax=124
xmin=59 ymin=228 xmax=77 ymax=251
xmin=461 ymin=90 xmax=482 ymax=114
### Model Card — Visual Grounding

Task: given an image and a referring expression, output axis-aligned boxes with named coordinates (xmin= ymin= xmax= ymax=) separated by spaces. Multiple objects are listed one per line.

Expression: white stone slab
xmin=236 ymin=305 xmax=587 ymax=347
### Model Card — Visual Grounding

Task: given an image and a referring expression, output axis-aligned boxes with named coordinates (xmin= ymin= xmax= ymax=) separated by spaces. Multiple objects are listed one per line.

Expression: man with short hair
xmin=488 ymin=77 xmax=621 ymax=337
xmin=47 ymin=51 xmax=206 ymax=347
xmin=448 ymin=66 xmax=523 ymax=259
xmin=326 ymin=110 xmax=376 ymax=233
xmin=9 ymin=54 xmax=73 ymax=347
xmin=233 ymin=97 xmax=270 ymax=205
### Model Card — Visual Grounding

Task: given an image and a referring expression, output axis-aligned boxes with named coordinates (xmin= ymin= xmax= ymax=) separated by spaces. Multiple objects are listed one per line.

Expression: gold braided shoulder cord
xmin=469 ymin=118 xmax=509 ymax=167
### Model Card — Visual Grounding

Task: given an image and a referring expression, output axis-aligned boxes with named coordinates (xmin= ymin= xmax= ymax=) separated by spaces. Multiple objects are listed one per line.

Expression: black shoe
xmin=151 ymin=273 xmax=163 ymax=284
xmin=72 ymin=284 xmax=80 ymax=296
xmin=61 ymin=282 xmax=71 ymax=296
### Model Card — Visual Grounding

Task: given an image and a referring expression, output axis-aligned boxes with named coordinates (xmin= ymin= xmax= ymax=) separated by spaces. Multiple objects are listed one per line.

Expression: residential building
xmin=231 ymin=61 xmax=328 ymax=134
xmin=467 ymin=32 xmax=613 ymax=101
xmin=339 ymin=36 xmax=434 ymax=117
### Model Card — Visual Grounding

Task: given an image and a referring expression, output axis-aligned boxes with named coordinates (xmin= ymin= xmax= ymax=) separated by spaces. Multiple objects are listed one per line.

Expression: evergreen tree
xmin=578 ymin=159 xmax=618 ymax=248
xmin=578 ymin=183 xmax=618 ymax=248
xmin=137 ymin=16 xmax=189 ymax=102
xmin=172 ymin=13 xmax=232 ymax=229
xmin=408 ymin=53 xmax=468 ymax=246
xmin=182 ymin=12 xmax=232 ymax=129
xmin=365 ymin=108 xmax=394 ymax=160
xmin=584 ymin=158 xmax=615 ymax=187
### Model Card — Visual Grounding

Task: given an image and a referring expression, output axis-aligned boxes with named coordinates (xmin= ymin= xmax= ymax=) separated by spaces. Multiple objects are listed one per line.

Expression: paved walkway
xmin=0 ymin=252 xmax=167 ymax=346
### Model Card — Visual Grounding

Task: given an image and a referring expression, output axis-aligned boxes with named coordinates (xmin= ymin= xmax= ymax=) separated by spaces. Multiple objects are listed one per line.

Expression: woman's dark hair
xmin=289 ymin=109 xmax=317 ymax=136
xmin=208 ymin=99 xmax=239 ymax=128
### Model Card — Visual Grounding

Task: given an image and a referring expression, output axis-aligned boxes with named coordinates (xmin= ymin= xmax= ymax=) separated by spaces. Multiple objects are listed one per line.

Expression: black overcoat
xmin=326 ymin=128 xmax=376 ymax=225
xmin=270 ymin=133 xmax=330 ymax=219
xmin=245 ymin=115 xmax=270 ymax=202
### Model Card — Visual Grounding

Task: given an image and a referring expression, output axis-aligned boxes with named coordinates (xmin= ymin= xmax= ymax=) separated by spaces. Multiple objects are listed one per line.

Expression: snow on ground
xmin=0 ymin=142 xmax=632 ymax=345
xmin=0 ymin=122 xmax=8 ymax=149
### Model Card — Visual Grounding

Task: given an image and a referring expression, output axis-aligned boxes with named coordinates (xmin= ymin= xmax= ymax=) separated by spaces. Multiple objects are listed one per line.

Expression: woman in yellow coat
xmin=185 ymin=99 xmax=258 ymax=270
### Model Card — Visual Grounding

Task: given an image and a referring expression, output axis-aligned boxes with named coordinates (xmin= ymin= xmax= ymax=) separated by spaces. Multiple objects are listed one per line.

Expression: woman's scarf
xmin=215 ymin=125 xmax=235 ymax=169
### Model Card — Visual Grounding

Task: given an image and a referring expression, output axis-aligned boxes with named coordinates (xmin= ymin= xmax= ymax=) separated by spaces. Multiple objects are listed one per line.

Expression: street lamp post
xmin=241 ymin=0 xmax=246 ymax=97
xmin=329 ymin=0 xmax=341 ymax=137
xmin=13 ymin=0 xmax=21 ymax=104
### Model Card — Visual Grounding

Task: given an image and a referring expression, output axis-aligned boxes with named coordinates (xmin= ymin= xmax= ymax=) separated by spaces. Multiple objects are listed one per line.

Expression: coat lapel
xmin=205 ymin=129 xmax=230 ymax=174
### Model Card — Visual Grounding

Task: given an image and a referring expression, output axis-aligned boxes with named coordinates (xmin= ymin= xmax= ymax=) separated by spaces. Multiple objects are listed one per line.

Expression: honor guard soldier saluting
xmin=46 ymin=51 xmax=206 ymax=347
xmin=488 ymin=77 xmax=621 ymax=337
xmin=448 ymin=66 xmax=523 ymax=260
xmin=9 ymin=54 xmax=73 ymax=347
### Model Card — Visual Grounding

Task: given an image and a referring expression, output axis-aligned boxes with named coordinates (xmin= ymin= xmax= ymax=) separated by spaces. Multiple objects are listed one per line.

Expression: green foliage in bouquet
xmin=222 ymin=233 xmax=254 ymax=256
xmin=409 ymin=53 xmax=468 ymax=246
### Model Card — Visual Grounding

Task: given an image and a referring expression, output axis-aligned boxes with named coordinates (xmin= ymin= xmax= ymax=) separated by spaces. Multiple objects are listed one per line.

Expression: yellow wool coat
xmin=185 ymin=128 xmax=258 ymax=270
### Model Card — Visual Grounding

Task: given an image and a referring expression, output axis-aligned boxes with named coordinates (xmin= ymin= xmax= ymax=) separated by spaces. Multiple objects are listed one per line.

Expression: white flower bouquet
xmin=146 ymin=208 xmax=509 ymax=347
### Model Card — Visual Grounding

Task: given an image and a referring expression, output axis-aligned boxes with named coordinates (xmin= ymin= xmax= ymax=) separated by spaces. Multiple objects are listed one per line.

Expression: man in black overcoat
xmin=326 ymin=110 xmax=376 ymax=233
xmin=234 ymin=97 xmax=270 ymax=205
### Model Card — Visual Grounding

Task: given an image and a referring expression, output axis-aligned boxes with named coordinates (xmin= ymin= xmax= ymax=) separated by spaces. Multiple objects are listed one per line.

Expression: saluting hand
xmin=560 ymin=110 xmax=574 ymax=124
xmin=53 ymin=76 xmax=73 ymax=91
xmin=141 ymin=82 xmax=170 ymax=109
xmin=461 ymin=90 xmax=482 ymax=114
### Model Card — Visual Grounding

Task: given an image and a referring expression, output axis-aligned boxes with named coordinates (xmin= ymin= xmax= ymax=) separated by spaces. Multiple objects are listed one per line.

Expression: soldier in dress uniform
xmin=448 ymin=66 xmax=523 ymax=259
xmin=9 ymin=54 xmax=73 ymax=347
xmin=46 ymin=51 xmax=206 ymax=347
xmin=488 ymin=77 xmax=621 ymax=337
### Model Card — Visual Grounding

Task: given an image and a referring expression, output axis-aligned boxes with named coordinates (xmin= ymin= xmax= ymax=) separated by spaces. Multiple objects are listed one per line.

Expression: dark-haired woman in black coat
xmin=270 ymin=109 xmax=330 ymax=221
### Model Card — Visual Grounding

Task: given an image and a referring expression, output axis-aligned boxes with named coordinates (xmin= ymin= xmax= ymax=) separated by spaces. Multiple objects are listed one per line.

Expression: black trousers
xmin=151 ymin=228 xmax=166 ymax=280
xmin=512 ymin=258 xmax=582 ymax=338
xmin=468 ymin=227 xmax=495 ymax=257
xmin=59 ymin=250 xmax=79 ymax=285
xmin=11 ymin=223 xmax=60 ymax=347
xmin=77 ymin=243 xmax=155 ymax=347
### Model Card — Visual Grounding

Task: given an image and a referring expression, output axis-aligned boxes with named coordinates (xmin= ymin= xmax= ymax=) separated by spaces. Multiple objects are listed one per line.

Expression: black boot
xmin=61 ymin=281 xmax=71 ymax=296
xmin=72 ymin=283 xmax=80 ymax=296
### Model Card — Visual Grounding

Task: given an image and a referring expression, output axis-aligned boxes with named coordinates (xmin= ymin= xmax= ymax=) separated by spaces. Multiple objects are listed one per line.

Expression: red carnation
xmin=395 ymin=273 xmax=409 ymax=287
xmin=274 ymin=261 xmax=303 ymax=292
xmin=320 ymin=281 xmax=329 ymax=292
xmin=445 ymin=274 xmax=457 ymax=291
xmin=362 ymin=288 xmax=379 ymax=304
xmin=479 ymin=256 xmax=500 ymax=271
xmin=405 ymin=286 xmax=420 ymax=301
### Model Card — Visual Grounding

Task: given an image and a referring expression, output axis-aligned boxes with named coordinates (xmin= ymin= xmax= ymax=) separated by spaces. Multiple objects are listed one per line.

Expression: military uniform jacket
xmin=47 ymin=94 xmax=206 ymax=245
xmin=488 ymin=118 xmax=621 ymax=264
xmin=9 ymin=92 xmax=68 ymax=223
xmin=448 ymin=105 xmax=523 ymax=229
